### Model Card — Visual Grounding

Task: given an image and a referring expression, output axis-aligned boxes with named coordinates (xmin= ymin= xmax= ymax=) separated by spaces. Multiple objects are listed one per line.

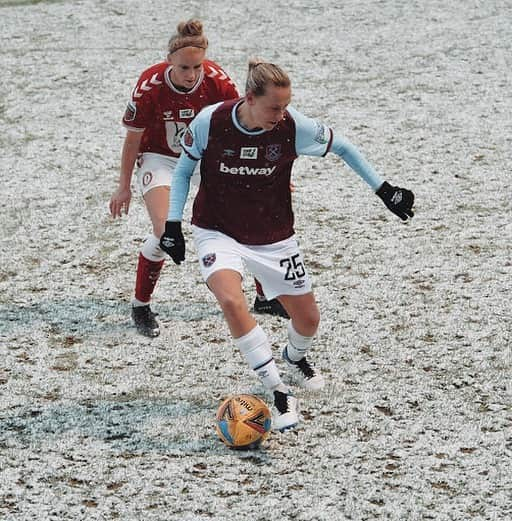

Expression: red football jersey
xmin=122 ymin=60 xmax=239 ymax=157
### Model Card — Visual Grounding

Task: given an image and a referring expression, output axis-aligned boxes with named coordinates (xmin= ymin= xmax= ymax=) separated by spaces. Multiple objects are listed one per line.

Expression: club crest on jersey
xmin=240 ymin=147 xmax=258 ymax=159
xmin=183 ymin=128 xmax=194 ymax=147
xmin=202 ymin=253 xmax=216 ymax=267
xmin=265 ymin=144 xmax=282 ymax=161
xmin=124 ymin=101 xmax=137 ymax=122
xmin=179 ymin=108 xmax=195 ymax=119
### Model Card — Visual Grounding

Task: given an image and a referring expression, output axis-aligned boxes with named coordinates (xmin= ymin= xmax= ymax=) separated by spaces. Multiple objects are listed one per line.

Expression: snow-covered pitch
xmin=1 ymin=1 xmax=510 ymax=519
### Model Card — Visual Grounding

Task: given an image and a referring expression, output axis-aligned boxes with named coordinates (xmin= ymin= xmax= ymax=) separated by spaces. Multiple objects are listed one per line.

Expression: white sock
xmin=141 ymin=234 xmax=166 ymax=261
xmin=286 ymin=321 xmax=315 ymax=362
xmin=235 ymin=325 xmax=287 ymax=392
xmin=132 ymin=298 xmax=149 ymax=307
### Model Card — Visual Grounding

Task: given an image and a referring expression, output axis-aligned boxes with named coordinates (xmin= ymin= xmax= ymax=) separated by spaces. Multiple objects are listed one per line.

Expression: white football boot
xmin=272 ymin=390 xmax=299 ymax=432
xmin=282 ymin=346 xmax=325 ymax=391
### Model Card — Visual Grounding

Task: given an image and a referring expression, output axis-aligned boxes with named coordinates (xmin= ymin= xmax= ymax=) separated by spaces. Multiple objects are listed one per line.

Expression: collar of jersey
xmin=231 ymin=100 xmax=267 ymax=136
xmin=164 ymin=65 xmax=204 ymax=95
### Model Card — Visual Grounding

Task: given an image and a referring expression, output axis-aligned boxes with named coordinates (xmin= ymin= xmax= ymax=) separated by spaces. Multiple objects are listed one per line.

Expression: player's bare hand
xmin=109 ymin=188 xmax=132 ymax=218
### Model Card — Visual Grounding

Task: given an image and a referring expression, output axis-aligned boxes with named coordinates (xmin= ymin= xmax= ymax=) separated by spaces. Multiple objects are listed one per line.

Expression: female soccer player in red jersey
xmin=109 ymin=21 xmax=286 ymax=337
xmin=161 ymin=60 xmax=414 ymax=430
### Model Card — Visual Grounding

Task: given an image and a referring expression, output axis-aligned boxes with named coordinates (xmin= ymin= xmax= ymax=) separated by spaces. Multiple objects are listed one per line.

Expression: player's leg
xmin=132 ymin=154 xmax=173 ymax=337
xmin=193 ymin=227 xmax=299 ymax=431
xmin=244 ymin=237 xmax=325 ymax=390
xmin=278 ymin=293 xmax=325 ymax=390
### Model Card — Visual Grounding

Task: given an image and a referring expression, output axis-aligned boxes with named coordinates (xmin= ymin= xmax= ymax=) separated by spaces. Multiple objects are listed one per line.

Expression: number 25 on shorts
xmin=280 ymin=254 xmax=305 ymax=281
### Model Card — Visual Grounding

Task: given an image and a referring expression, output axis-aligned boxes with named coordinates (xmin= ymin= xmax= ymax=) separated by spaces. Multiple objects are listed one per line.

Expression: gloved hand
xmin=160 ymin=221 xmax=185 ymax=264
xmin=376 ymin=181 xmax=415 ymax=221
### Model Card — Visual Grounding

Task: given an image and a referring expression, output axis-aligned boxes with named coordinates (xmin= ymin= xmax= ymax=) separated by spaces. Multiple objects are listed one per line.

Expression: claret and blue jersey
xmin=169 ymin=99 xmax=384 ymax=245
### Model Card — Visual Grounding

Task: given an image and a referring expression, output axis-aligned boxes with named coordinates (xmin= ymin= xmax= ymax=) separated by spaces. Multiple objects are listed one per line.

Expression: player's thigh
xmin=136 ymin=153 xmax=177 ymax=236
xmin=192 ymin=225 xmax=245 ymax=284
xmin=136 ymin=153 xmax=177 ymax=194
xmin=243 ymin=236 xmax=312 ymax=301
xmin=143 ymin=186 xmax=170 ymax=237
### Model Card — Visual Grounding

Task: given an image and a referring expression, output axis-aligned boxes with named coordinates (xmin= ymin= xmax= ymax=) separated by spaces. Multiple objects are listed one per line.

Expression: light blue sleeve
xmin=288 ymin=106 xmax=332 ymax=157
xmin=289 ymin=105 xmax=384 ymax=191
xmin=167 ymin=103 xmax=218 ymax=221
xmin=330 ymin=134 xmax=384 ymax=191
xmin=168 ymin=154 xmax=197 ymax=221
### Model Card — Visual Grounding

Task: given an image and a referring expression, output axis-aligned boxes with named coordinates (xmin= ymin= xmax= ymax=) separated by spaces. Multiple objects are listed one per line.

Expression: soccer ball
xmin=215 ymin=394 xmax=272 ymax=449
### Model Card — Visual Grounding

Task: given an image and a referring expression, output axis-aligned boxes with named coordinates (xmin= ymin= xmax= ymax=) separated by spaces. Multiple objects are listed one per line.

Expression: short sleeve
xmin=287 ymin=106 xmax=333 ymax=157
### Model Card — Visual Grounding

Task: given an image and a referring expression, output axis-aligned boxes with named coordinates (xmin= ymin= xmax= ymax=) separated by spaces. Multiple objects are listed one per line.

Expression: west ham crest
xmin=202 ymin=253 xmax=216 ymax=267
xmin=265 ymin=144 xmax=282 ymax=161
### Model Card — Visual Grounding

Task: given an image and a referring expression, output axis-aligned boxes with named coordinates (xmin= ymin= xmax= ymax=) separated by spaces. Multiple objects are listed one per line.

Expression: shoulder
xmin=287 ymin=106 xmax=330 ymax=142
xmin=192 ymin=101 xmax=224 ymax=128
xmin=286 ymin=106 xmax=333 ymax=156
xmin=202 ymin=60 xmax=238 ymax=92
xmin=203 ymin=60 xmax=231 ymax=80
xmin=132 ymin=62 xmax=168 ymax=99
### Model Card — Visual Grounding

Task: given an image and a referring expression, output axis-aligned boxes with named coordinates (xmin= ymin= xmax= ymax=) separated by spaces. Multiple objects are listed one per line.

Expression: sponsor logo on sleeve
xmin=124 ymin=101 xmax=137 ymax=122
xmin=265 ymin=144 xmax=282 ymax=161
xmin=314 ymin=121 xmax=329 ymax=144
xmin=183 ymin=128 xmax=194 ymax=147
xmin=240 ymin=147 xmax=258 ymax=159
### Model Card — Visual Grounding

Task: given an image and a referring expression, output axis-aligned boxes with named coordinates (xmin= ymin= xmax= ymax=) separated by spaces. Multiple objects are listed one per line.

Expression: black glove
xmin=160 ymin=221 xmax=185 ymax=264
xmin=376 ymin=181 xmax=415 ymax=221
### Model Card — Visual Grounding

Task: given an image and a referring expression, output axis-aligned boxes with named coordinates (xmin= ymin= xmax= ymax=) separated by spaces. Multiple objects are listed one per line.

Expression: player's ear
xmin=245 ymin=90 xmax=256 ymax=106
xmin=166 ymin=53 xmax=173 ymax=64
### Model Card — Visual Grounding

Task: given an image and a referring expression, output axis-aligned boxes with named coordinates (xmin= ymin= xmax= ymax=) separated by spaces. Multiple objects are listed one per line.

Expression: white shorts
xmin=192 ymin=225 xmax=312 ymax=300
xmin=135 ymin=152 xmax=199 ymax=196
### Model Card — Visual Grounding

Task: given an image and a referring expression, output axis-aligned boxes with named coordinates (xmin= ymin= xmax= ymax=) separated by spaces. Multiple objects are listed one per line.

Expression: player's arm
xmin=110 ymin=70 xmax=152 ymax=218
xmin=330 ymin=134 xmax=414 ymax=220
xmin=160 ymin=104 xmax=216 ymax=263
xmin=289 ymin=106 xmax=414 ymax=221
xmin=109 ymin=129 xmax=143 ymax=218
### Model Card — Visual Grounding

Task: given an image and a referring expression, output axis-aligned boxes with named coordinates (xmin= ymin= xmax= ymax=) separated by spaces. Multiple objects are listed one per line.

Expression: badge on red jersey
xmin=124 ymin=101 xmax=137 ymax=122
xmin=183 ymin=128 xmax=194 ymax=147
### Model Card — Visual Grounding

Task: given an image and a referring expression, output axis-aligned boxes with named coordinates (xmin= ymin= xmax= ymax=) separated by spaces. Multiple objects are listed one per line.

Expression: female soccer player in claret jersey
xmin=160 ymin=60 xmax=414 ymax=430
xmin=109 ymin=21 xmax=287 ymax=337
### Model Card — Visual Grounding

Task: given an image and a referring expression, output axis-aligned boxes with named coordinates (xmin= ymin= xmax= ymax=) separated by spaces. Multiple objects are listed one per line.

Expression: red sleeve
xmin=204 ymin=60 xmax=240 ymax=101
xmin=122 ymin=64 xmax=164 ymax=130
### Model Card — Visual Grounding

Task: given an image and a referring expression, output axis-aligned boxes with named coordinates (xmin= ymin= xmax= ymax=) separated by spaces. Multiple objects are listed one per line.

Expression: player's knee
xmin=305 ymin=313 xmax=320 ymax=334
xmin=218 ymin=293 xmax=247 ymax=319
xmin=295 ymin=309 xmax=320 ymax=336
